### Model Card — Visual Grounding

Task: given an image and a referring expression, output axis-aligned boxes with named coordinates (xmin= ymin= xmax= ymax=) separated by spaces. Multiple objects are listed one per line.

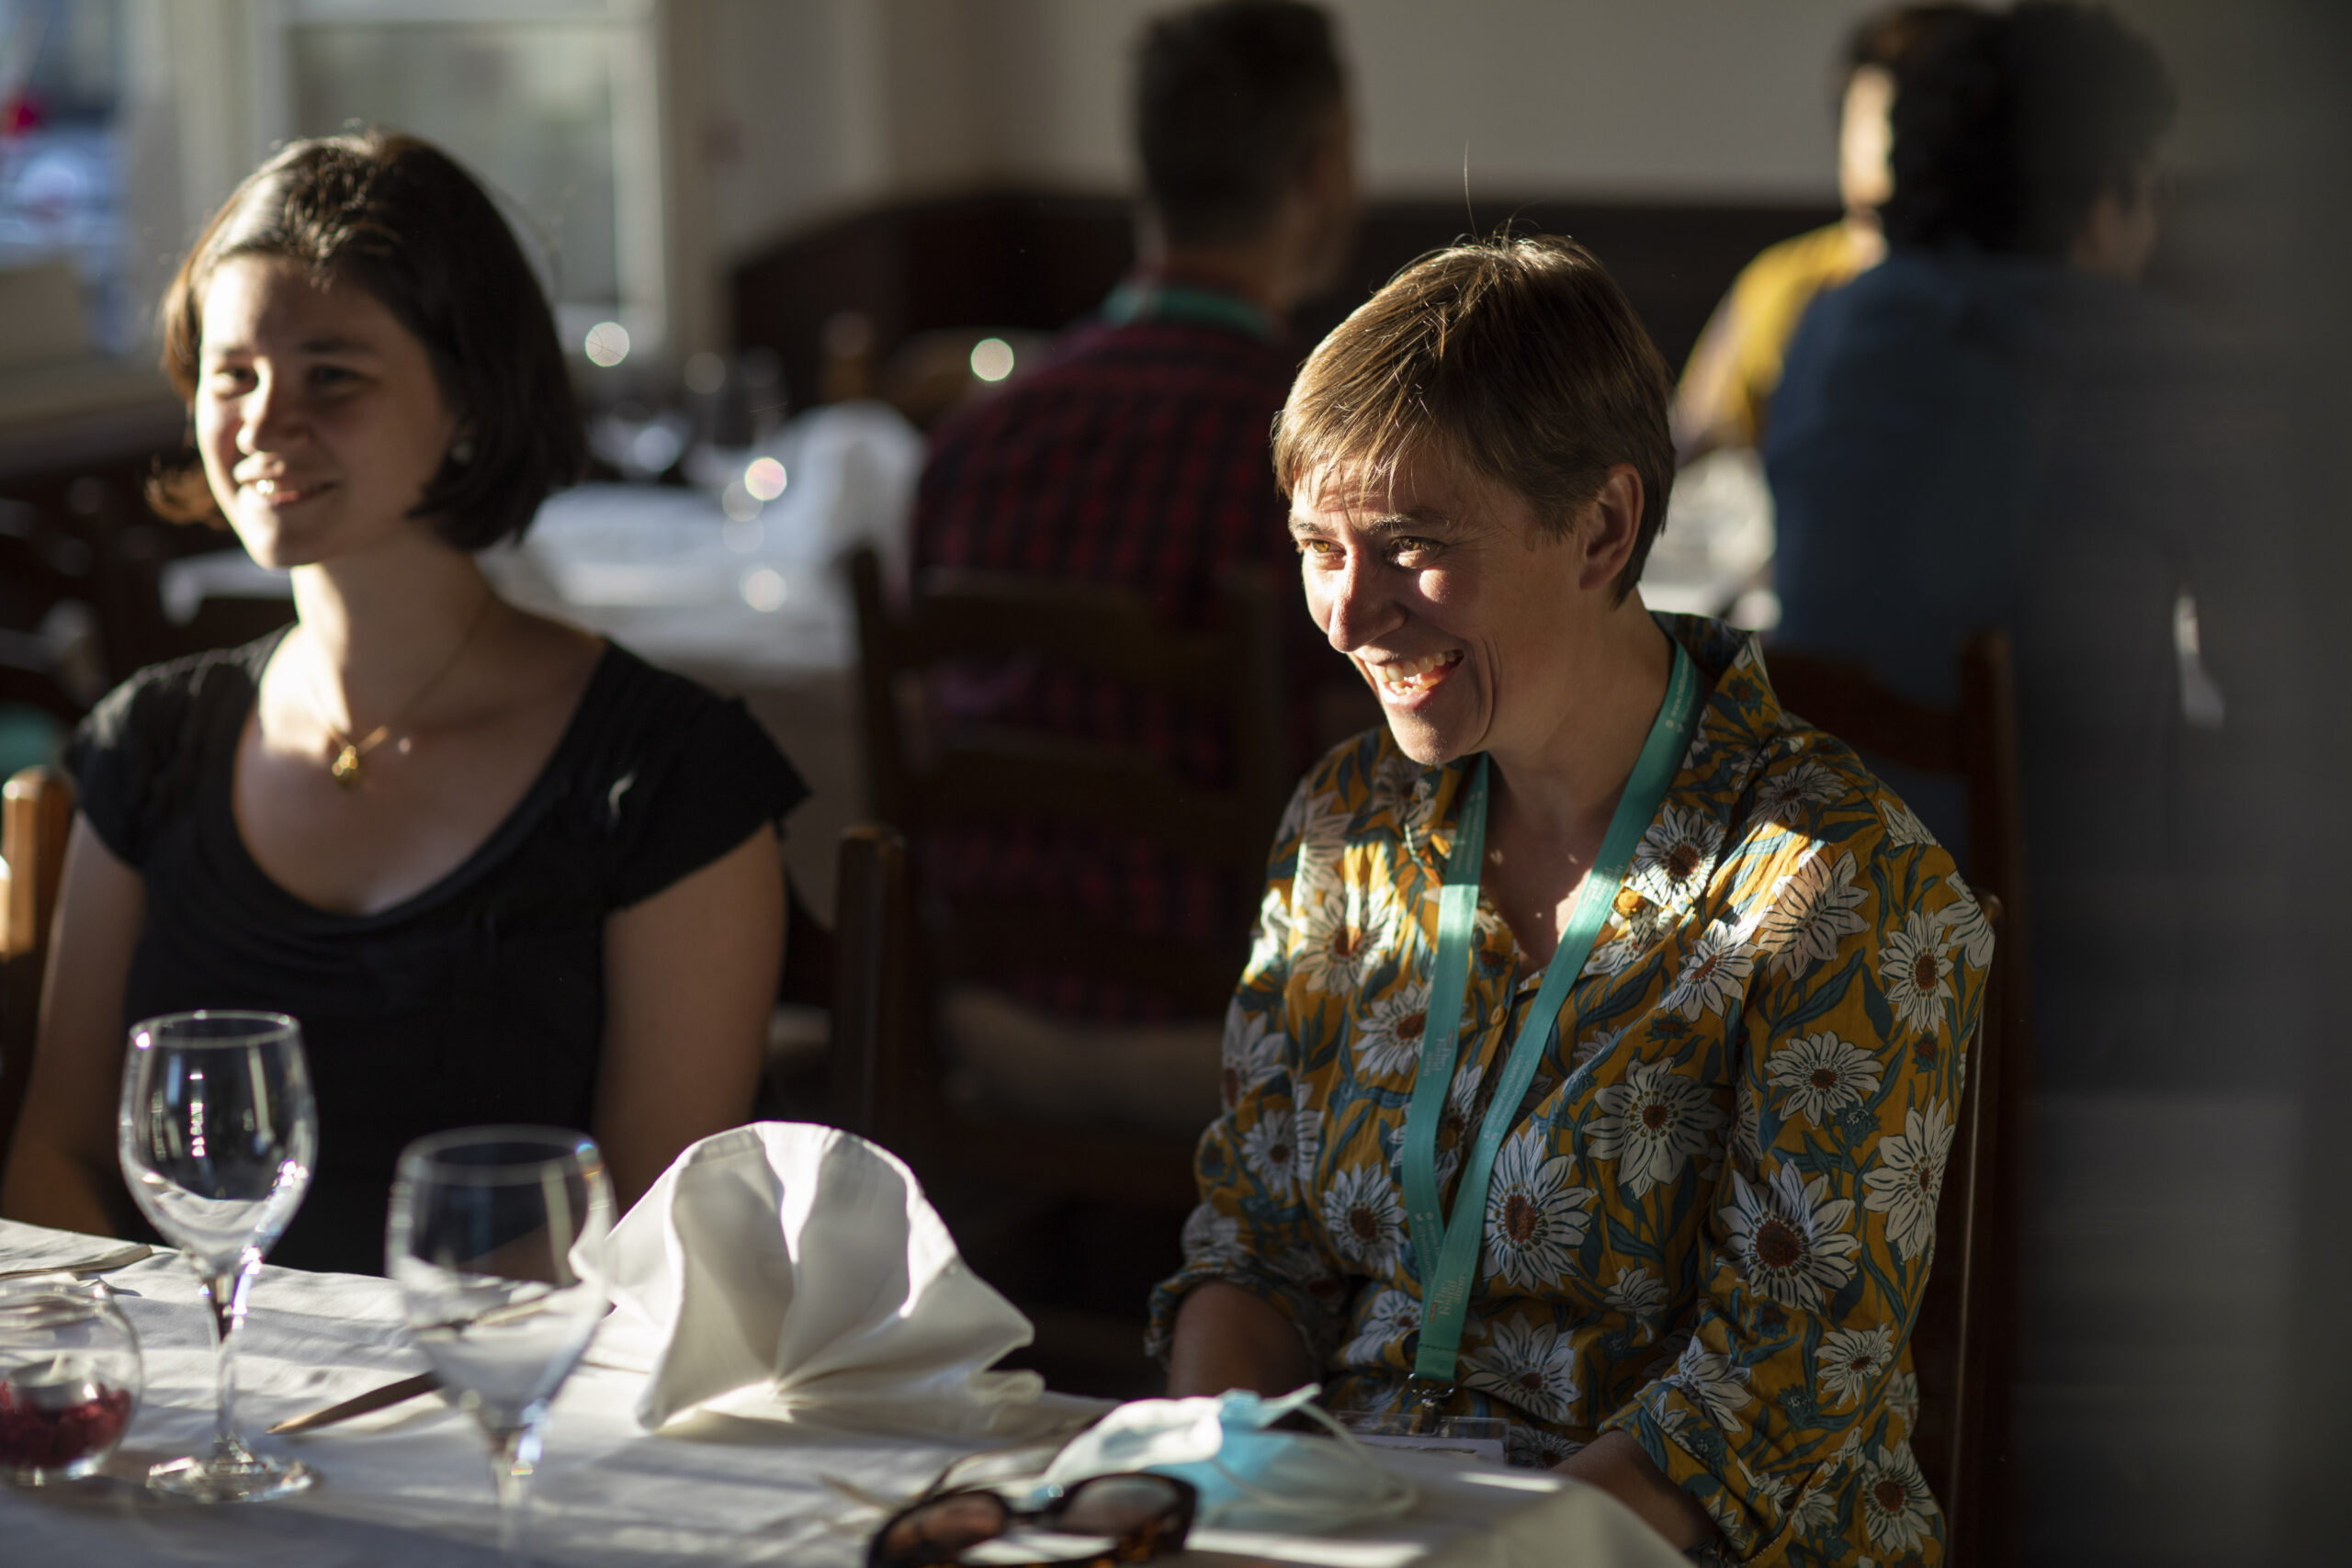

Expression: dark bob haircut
xmin=1272 ymin=235 xmax=1674 ymax=605
xmin=1879 ymin=2 xmax=2174 ymax=257
xmin=1843 ymin=3 xmax=1988 ymax=77
xmin=1135 ymin=0 xmax=1345 ymax=249
xmin=151 ymin=130 xmax=585 ymax=550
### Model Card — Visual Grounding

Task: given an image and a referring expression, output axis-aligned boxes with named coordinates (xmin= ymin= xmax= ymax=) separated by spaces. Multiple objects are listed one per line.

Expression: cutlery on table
xmin=267 ymin=1371 xmax=444 ymax=1436
xmin=0 ymin=1242 xmax=153 ymax=1281
xmin=267 ymin=1296 xmax=610 ymax=1435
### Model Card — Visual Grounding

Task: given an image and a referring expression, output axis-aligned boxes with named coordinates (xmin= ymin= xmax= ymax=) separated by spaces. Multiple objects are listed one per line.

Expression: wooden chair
xmin=845 ymin=544 xmax=1283 ymax=1189
xmin=0 ymin=767 xmax=74 ymax=1175
xmin=842 ymin=546 xmax=1284 ymax=1391
xmin=1764 ymin=630 xmax=2024 ymax=1567
xmin=824 ymin=823 xmax=913 ymax=1144
xmin=1910 ymin=890 xmax=2008 ymax=1568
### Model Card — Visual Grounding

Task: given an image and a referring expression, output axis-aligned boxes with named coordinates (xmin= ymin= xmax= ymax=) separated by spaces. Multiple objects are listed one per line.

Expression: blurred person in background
xmin=1766 ymin=3 xmax=2204 ymax=1066
xmin=909 ymin=0 xmax=1359 ymax=1031
xmin=0 ymin=133 xmax=805 ymax=1273
xmin=1671 ymin=5 xmax=1986 ymax=465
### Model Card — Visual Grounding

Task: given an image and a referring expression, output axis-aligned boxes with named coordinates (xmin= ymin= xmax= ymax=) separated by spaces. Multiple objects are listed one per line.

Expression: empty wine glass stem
xmin=490 ymin=1420 xmax=544 ymax=1564
xmin=200 ymin=1265 xmax=255 ymax=1457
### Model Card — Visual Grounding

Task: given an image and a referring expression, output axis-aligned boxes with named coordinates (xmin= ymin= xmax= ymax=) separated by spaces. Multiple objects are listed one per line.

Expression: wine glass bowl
xmin=387 ymin=1127 xmax=613 ymax=1564
xmin=0 ymin=1279 xmax=142 ymax=1485
xmin=118 ymin=1010 xmax=316 ymax=1502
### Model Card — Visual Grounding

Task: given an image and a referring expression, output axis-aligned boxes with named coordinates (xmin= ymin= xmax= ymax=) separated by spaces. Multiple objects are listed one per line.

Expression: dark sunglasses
xmin=865 ymin=1472 xmax=1198 ymax=1568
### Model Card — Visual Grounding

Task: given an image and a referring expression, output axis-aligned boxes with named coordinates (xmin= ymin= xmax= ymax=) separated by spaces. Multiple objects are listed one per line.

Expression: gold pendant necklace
xmin=328 ymin=727 xmax=393 ymax=785
xmin=313 ymin=590 xmax=497 ymax=790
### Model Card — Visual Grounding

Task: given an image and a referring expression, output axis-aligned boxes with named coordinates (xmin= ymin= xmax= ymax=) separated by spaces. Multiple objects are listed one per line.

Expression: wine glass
xmin=386 ymin=1127 xmax=614 ymax=1565
xmin=117 ymin=1010 xmax=317 ymax=1502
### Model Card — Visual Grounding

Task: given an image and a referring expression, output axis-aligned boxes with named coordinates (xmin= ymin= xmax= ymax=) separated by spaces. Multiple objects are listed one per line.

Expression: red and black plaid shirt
xmin=910 ymin=288 xmax=1326 ymax=1021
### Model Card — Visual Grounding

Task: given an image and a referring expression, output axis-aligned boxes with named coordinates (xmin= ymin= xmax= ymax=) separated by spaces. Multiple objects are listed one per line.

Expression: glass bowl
xmin=0 ymin=1278 xmax=142 ymax=1483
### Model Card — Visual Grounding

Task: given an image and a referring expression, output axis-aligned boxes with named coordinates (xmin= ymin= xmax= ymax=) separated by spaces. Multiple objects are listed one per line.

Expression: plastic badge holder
xmin=1333 ymin=1410 xmax=1510 ymax=1466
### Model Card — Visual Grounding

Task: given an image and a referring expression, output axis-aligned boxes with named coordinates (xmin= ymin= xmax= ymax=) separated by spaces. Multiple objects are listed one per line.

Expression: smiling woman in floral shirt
xmin=1149 ymin=238 xmax=1988 ymax=1568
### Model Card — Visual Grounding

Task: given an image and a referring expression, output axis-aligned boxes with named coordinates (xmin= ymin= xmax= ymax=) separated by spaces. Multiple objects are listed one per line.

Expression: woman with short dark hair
xmin=1 ymin=131 xmax=805 ymax=1274
xmin=1154 ymin=236 xmax=1989 ymax=1564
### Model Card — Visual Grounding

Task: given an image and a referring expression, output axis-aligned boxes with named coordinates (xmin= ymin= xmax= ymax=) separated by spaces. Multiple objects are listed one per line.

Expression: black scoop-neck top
xmin=66 ymin=633 xmax=808 ymax=1274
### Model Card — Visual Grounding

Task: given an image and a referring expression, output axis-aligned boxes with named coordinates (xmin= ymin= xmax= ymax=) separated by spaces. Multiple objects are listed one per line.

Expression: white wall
xmin=684 ymin=0 xmax=2245 ymax=286
xmin=684 ymin=0 xmax=1888 ymax=276
xmin=130 ymin=1 xmax=2239 ymax=360
xmin=987 ymin=0 xmax=1885 ymax=200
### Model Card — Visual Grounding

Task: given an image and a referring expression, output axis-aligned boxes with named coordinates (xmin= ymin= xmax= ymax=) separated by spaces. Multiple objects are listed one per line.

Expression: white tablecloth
xmin=0 ymin=1220 xmax=1687 ymax=1567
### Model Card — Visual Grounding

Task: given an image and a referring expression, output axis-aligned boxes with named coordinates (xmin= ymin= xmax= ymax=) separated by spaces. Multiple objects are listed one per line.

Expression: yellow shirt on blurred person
xmin=1672 ymin=221 xmax=1880 ymax=459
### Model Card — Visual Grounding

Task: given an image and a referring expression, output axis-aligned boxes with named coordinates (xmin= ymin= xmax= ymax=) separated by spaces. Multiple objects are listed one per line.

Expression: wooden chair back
xmin=1764 ymin=631 xmax=2023 ymax=1566
xmin=0 ymin=767 xmax=74 ymax=1170
xmin=1908 ymin=891 xmax=2007 ymax=1564
xmin=845 ymin=545 xmax=1281 ymax=1210
xmin=824 ymin=815 xmax=1200 ymax=1210
xmin=850 ymin=545 xmax=1284 ymax=1018
xmin=825 ymin=823 xmax=915 ymax=1145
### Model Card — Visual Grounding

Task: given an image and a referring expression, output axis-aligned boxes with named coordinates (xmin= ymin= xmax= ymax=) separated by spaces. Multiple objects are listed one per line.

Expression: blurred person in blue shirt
xmin=1767 ymin=3 xmax=2244 ymax=1080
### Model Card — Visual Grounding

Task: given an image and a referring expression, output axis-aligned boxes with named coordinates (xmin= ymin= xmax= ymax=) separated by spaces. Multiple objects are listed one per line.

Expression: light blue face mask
xmin=1035 ymin=1385 xmax=1416 ymax=1533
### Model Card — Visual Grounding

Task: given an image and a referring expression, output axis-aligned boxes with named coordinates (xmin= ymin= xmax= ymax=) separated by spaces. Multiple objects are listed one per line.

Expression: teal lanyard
xmin=1399 ymin=641 xmax=1703 ymax=1402
xmin=1099 ymin=278 xmax=1278 ymax=342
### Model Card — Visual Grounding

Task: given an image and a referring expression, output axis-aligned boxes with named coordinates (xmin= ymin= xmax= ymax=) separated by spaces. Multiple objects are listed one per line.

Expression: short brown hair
xmin=1136 ymin=0 xmax=1345 ymax=248
xmin=1272 ymin=234 xmax=1675 ymax=602
xmin=151 ymin=130 xmax=584 ymax=549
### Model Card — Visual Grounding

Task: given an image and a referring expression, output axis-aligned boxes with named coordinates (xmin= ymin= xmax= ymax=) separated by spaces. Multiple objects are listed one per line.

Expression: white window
xmin=239 ymin=0 xmax=667 ymax=360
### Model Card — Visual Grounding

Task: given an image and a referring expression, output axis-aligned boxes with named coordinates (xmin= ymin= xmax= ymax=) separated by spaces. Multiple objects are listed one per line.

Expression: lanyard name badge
xmin=1398 ymin=640 xmax=1702 ymax=1422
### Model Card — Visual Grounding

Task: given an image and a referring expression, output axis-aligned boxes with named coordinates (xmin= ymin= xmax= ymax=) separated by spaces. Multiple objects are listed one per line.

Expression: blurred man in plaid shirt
xmin=911 ymin=0 xmax=1361 ymax=1024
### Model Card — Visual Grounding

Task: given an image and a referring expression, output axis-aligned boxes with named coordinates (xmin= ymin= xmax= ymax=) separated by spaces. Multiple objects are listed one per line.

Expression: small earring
xmin=450 ymin=436 xmax=476 ymax=465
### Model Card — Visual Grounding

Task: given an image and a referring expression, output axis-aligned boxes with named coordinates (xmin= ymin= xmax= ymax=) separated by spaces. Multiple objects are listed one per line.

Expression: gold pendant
xmin=330 ymin=743 xmax=364 ymax=787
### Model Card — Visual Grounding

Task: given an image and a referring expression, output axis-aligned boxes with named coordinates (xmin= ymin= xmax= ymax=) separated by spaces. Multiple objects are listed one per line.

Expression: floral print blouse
xmin=1147 ymin=615 xmax=1989 ymax=1567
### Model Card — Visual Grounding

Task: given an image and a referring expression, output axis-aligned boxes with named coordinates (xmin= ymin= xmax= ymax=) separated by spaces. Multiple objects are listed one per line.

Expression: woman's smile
xmin=1364 ymin=648 xmax=1464 ymax=701
xmin=243 ymin=475 xmax=336 ymax=508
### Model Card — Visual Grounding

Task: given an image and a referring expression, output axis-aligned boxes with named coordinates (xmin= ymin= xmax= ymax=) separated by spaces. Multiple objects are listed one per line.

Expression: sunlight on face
xmin=1290 ymin=455 xmax=1589 ymax=767
xmin=1839 ymin=65 xmax=1895 ymax=216
xmin=195 ymin=254 xmax=461 ymax=570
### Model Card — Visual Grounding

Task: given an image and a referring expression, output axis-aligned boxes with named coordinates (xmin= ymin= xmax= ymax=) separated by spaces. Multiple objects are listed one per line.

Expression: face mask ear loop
xmin=1295 ymin=1401 xmax=1417 ymax=1517
xmin=1195 ymin=1406 xmax=1417 ymax=1522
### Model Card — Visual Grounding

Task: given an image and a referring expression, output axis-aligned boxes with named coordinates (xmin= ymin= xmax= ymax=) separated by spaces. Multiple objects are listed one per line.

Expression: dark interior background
xmin=732 ymin=192 xmax=1845 ymax=414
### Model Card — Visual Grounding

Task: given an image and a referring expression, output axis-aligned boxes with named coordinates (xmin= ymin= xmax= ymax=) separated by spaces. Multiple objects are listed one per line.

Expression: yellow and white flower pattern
xmin=1148 ymin=615 xmax=1989 ymax=1567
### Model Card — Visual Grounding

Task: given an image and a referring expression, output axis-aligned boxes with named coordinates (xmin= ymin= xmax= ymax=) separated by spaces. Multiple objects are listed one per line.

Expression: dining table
xmin=0 ymin=1217 xmax=1690 ymax=1567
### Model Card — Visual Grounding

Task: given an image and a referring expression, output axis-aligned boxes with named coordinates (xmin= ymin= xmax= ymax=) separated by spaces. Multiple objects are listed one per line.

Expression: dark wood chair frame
xmin=1765 ymin=630 xmax=2026 ymax=1568
xmin=842 ymin=546 xmax=1284 ymax=1210
xmin=0 ymin=766 xmax=74 ymax=1176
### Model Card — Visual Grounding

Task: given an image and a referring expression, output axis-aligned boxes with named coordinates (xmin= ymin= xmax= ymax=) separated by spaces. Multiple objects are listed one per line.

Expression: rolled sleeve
xmin=1146 ymin=783 xmax=1352 ymax=1364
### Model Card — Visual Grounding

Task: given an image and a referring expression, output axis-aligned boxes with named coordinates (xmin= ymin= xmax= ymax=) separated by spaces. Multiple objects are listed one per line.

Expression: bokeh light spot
xmin=584 ymin=321 xmax=631 ymax=367
xmin=744 ymin=457 xmax=788 ymax=501
xmin=969 ymin=337 xmax=1015 ymax=382
xmin=741 ymin=567 xmax=787 ymax=612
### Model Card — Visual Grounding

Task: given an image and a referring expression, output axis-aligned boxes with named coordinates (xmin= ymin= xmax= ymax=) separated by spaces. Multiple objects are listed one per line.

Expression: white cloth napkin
xmin=582 ymin=1122 xmax=1100 ymax=1438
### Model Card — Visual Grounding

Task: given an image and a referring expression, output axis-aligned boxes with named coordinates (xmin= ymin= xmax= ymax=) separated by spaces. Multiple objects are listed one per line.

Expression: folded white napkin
xmin=582 ymin=1122 xmax=1101 ymax=1438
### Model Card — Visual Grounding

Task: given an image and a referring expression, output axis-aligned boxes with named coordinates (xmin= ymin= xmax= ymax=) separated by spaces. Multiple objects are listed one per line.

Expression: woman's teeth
xmin=1374 ymin=650 xmax=1462 ymax=694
